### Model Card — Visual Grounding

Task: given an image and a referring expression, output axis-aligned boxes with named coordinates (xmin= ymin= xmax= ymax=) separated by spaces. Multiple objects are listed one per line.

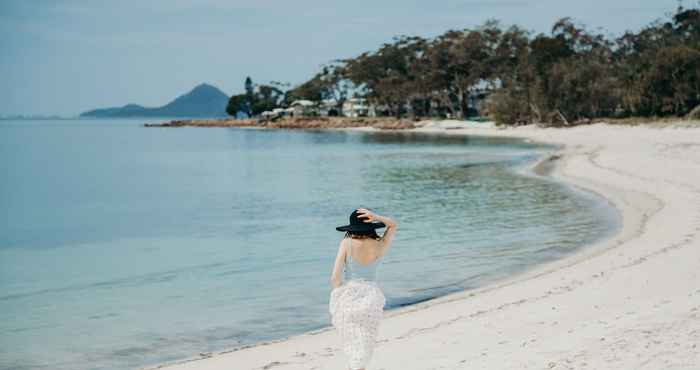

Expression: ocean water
xmin=0 ymin=119 xmax=619 ymax=370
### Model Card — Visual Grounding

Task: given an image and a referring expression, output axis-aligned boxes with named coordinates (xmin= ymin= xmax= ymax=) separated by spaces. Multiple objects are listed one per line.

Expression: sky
xmin=0 ymin=0 xmax=685 ymax=116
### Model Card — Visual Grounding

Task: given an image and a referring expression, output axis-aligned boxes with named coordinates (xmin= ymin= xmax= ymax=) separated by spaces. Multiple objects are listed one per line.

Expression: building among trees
xmin=229 ymin=6 xmax=700 ymax=126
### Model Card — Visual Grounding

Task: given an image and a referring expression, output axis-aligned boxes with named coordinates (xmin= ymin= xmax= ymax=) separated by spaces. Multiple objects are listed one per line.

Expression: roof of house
xmin=290 ymin=100 xmax=316 ymax=107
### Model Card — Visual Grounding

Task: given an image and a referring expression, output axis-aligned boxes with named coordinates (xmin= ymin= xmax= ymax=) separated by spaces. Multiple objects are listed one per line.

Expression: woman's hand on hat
xmin=356 ymin=208 xmax=377 ymax=223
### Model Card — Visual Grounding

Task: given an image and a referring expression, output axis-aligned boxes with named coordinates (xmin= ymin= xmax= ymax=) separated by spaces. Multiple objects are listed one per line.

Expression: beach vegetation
xmin=284 ymin=5 xmax=700 ymax=126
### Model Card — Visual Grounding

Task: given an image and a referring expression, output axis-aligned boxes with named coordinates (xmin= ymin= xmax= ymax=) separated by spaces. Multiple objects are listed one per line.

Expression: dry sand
xmin=144 ymin=121 xmax=700 ymax=370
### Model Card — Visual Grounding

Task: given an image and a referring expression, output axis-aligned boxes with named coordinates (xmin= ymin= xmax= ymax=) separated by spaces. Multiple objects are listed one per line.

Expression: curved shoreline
xmin=144 ymin=122 xmax=700 ymax=370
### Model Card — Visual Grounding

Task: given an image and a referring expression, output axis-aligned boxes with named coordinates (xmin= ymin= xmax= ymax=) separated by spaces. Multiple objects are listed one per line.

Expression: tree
xmin=614 ymin=6 xmax=700 ymax=116
xmin=226 ymin=77 xmax=287 ymax=117
xmin=640 ymin=45 xmax=700 ymax=115
xmin=226 ymin=94 xmax=247 ymax=117
xmin=250 ymin=84 xmax=285 ymax=115
xmin=244 ymin=76 xmax=254 ymax=116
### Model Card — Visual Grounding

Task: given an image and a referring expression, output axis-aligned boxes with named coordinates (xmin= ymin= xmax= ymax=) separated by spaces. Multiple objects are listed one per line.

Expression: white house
xmin=342 ymin=98 xmax=369 ymax=117
xmin=319 ymin=99 xmax=340 ymax=116
xmin=272 ymin=108 xmax=289 ymax=117
xmin=260 ymin=107 xmax=295 ymax=121
xmin=261 ymin=110 xmax=276 ymax=119
xmin=290 ymin=100 xmax=317 ymax=117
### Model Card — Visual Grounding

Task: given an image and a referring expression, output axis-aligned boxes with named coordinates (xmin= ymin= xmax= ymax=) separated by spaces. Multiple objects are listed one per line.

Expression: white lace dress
xmin=328 ymin=237 xmax=386 ymax=369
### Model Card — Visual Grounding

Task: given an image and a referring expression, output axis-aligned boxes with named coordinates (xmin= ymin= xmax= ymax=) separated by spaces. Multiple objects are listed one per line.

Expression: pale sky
xmin=0 ymin=0 xmax=682 ymax=116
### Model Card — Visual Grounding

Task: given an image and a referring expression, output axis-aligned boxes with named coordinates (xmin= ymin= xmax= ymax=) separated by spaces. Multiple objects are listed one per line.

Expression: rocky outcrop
xmin=144 ymin=117 xmax=416 ymax=129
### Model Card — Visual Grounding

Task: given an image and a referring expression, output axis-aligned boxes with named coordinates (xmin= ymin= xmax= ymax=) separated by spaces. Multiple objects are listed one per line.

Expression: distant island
xmin=80 ymin=83 xmax=229 ymax=118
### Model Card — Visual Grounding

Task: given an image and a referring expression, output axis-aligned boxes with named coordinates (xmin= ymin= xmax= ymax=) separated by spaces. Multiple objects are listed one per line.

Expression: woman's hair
xmin=345 ymin=229 xmax=382 ymax=241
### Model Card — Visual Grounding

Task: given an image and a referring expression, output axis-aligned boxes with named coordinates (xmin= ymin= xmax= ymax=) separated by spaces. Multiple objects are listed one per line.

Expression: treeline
xmin=226 ymin=77 xmax=288 ymax=117
xmin=279 ymin=6 xmax=700 ymax=125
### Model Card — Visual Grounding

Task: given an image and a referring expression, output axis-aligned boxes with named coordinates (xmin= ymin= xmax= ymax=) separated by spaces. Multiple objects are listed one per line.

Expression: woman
xmin=329 ymin=207 xmax=398 ymax=370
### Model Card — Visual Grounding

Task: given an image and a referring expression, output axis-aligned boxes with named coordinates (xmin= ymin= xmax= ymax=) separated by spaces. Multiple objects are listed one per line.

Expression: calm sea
xmin=0 ymin=119 xmax=619 ymax=370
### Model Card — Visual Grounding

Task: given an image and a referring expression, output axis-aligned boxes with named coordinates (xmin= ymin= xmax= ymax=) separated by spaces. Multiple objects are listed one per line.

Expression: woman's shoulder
xmin=371 ymin=238 xmax=388 ymax=258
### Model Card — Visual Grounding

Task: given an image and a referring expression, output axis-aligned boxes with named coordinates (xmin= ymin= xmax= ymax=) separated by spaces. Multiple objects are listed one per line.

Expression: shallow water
xmin=0 ymin=119 xmax=619 ymax=370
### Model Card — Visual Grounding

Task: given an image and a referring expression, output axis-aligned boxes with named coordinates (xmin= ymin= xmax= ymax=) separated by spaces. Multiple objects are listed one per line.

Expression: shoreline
xmin=143 ymin=121 xmax=700 ymax=370
xmin=142 ymin=116 xmax=417 ymax=129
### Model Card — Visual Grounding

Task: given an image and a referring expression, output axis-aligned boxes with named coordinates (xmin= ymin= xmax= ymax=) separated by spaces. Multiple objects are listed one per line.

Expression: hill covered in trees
xmin=81 ymin=83 xmax=229 ymax=118
xmin=268 ymin=6 xmax=699 ymax=126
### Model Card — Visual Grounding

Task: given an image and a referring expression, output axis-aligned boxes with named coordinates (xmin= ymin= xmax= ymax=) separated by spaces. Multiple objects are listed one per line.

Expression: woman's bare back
xmin=347 ymin=237 xmax=384 ymax=266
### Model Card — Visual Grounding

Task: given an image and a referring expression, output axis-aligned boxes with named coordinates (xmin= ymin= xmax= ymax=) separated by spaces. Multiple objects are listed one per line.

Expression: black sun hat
xmin=336 ymin=209 xmax=386 ymax=232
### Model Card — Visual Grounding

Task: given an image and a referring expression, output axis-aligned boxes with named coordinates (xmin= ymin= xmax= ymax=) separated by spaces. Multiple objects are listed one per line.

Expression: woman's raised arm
xmin=356 ymin=208 xmax=398 ymax=257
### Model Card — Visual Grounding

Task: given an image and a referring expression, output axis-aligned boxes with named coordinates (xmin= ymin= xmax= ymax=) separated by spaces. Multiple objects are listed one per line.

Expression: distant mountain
xmin=80 ymin=83 xmax=229 ymax=118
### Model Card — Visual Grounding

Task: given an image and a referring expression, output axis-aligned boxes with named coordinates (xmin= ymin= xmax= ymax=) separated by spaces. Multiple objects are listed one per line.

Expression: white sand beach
xmin=145 ymin=122 xmax=700 ymax=370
